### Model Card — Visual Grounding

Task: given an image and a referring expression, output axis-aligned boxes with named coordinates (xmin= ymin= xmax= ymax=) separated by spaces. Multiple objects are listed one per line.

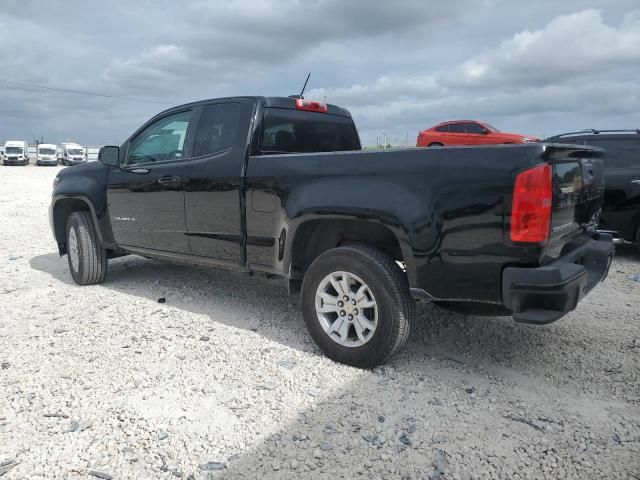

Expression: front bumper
xmin=502 ymin=233 xmax=614 ymax=324
xmin=3 ymin=158 xmax=27 ymax=165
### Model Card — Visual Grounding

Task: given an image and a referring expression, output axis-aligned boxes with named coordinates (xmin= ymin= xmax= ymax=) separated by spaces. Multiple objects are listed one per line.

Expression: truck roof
xmin=38 ymin=143 xmax=58 ymax=149
xmin=156 ymin=96 xmax=353 ymax=119
xmin=4 ymin=140 xmax=27 ymax=145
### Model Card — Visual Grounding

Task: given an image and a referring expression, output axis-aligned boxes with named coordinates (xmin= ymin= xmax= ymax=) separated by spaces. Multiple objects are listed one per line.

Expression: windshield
xmin=67 ymin=149 xmax=83 ymax=156
xmin=5 ymin=146 xmax=23 ymax=154
xmin=39 ymin=148 xmax=56 ymax=155
xmin=259 ymin=108 xmax=361 ymax=154
xmin=484 ymin=123 xmax=501 ymax=133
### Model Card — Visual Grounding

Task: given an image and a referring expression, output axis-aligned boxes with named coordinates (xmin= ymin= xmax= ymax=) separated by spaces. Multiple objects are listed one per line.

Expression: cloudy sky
xmin=1 ymin=0 xmax=639 ymax=147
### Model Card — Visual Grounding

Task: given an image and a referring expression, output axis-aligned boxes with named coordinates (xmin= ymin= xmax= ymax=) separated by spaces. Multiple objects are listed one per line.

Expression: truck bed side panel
xmin=246 ymin=145 xmax=548 ymax=303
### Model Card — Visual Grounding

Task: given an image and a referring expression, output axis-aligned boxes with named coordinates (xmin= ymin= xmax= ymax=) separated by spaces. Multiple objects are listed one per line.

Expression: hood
xmin=58 ymin=159 xmax=107 ymax=176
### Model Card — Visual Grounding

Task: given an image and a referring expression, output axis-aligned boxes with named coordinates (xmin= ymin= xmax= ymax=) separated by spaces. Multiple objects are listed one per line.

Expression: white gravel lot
xmin=0 ymin=166 xmax=639 ymax=479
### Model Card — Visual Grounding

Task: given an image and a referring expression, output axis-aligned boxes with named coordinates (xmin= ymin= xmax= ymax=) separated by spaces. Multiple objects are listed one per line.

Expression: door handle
xmin=157 ymin=175 xmax=182 ymax=185
xmin=130 ymin=168 xmax=150 ymax=174
xmin=631 ymin=179 xmax=640 ymax=185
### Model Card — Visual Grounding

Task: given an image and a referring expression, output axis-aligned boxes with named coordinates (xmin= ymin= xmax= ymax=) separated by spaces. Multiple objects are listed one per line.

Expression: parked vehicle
xmin=546 ymin=129 xmax=640 ymax=248
xmin=37 ymin=143 xmax=59 ymax=166
xmin=417 ymin=121 xmax=538 ymax=147
xmin=50 ymin=96 xmax=613 ymax=367
xmin=3 ymin=140 xmax=29 ymax=166
xmin=58 ymin=142 xmax=86 ymax=166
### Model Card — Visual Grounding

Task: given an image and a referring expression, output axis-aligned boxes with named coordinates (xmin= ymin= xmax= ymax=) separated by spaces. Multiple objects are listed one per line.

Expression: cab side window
xmin=464 ymin=122 xmax=485 ymax=134
xmin=435 ymin=124 xmax=449 ymax=133
xmin=126 ymin=110 xmax=192 ymax=166
xmin=192 ymin=103 xmax=241 ymax=157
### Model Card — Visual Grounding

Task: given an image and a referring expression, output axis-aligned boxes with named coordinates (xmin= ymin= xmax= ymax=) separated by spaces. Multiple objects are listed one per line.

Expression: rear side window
xmin=448 ymin=123 xmax=465 ymax=133
xmin=192 ymin=103 xmax=241 ymax=157
xmin=259 ymin=108 xmax=360 ymax=154
xmin=585 ymin=139 xmax=639 ymax=169
xmin=435 ymin=124 xmax=449 ymax=133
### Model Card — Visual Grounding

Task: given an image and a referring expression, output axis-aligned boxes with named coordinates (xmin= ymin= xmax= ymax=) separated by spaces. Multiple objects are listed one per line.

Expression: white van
xmin=37 ymin=143 xmax=59 ymax=166
xmin=3 ymin=140 xmax=29 ymax=166
xmin=59 ymin=142 xmax=86 ymax=166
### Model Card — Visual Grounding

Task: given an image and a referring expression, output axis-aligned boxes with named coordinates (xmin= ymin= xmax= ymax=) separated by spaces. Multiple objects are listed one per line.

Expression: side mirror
xmin=482 ymin=128 xmax=490 ymax=135
xmin=98 ymin=145 xmax=119 ymax=166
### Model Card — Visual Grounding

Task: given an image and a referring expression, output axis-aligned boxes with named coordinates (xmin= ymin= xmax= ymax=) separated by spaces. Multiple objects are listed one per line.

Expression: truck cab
xmin=3 ymin=140 xmax=29 ymax=166
xmin=37 ymin=143 xmax=59 ymax=166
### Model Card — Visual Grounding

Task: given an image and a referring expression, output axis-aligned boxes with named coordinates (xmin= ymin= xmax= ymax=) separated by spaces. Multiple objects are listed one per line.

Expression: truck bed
xmin=245 ymin=143 xmax=604 ymax=304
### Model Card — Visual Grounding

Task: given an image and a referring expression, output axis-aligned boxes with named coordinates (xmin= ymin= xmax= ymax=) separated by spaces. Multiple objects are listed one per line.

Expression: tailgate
xmin=543 ymin=143 xmax=605 ymax=257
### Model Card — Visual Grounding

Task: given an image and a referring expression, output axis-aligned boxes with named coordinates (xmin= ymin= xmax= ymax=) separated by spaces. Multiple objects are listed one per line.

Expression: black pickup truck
xmin=50 ymin=96 xmax=614 ymax=367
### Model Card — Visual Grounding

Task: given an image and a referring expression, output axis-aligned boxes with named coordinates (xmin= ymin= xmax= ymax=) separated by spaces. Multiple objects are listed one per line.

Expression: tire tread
xmin=302 ymin=244 xmax=415 ymax=367
xmin=67 ymin=211 xmax=107 ymax=285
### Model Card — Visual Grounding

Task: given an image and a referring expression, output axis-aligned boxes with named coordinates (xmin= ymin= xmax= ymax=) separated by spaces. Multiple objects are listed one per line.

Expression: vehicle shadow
xmin=614 ymin=243 xmax=640 ymax=263
xmin=28 ymin=251 xmax=624 ymax=378
xmin=27 ymin=252 xmax=639 ymax=478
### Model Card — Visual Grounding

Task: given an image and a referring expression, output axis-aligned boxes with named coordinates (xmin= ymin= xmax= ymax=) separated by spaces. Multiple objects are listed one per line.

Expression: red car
xmin=417 ymin=120 xmax=538 ymax=147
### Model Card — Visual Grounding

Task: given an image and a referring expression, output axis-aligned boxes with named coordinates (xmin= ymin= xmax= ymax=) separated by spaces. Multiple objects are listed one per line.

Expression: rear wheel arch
xmin=288 ymin=218 xmax=413 ymax=283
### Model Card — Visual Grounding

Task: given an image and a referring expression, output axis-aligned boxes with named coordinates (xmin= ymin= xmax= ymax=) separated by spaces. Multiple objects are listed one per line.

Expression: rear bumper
xmin=502 ymin=233 xmax=614 ymax=324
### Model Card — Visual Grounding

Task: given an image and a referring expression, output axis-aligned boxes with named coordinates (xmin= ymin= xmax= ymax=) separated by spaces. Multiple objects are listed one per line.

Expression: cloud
xmin=1 ymin=2 xmax=639 ymax=146
xmin=307 ymin=9 xmax=640 ymax=143
xmin=101 ymin=0 xmax=474 ymax=95
xmin=444 ymin=9 xmax=640 ymax=88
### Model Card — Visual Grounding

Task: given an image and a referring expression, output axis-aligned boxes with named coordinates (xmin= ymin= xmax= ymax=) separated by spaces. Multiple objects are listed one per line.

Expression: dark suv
xmin=546 ymin=130 xmax=640 ymax=248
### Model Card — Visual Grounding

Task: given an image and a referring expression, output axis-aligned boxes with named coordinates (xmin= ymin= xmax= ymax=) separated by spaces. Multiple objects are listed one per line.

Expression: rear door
xmin=585 ymin=137 xmax=640 ymax=239
xmin=107 ymin=109 xmax=195 ymax=253
xmin=183 ymin=99 xmax=254 ymax=265
xmin=446 ymin=122 xmax=468 ymax=145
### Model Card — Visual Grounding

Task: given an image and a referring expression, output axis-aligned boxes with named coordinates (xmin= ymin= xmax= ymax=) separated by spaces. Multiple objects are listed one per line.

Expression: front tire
xmin=66 ymin=211 xmax=107 ymax=285
xmin=428 ymin=142 xmax=443 ymax=147
xmin=301 ymin=245 xmax=415 ymax=368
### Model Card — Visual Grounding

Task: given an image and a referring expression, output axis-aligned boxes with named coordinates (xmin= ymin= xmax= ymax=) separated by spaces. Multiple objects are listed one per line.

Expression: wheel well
xmin=289 ymin=219 xmax=405 ymax=279
xmin=53 ymin=199 xmax=91 ymax=254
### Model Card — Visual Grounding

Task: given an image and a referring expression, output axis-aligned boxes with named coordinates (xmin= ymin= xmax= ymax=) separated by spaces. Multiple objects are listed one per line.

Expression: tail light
xmin=510 ymin=163 xmax=552 ymax=244
xmin=295 ymin=98 xmax=328 ymax=113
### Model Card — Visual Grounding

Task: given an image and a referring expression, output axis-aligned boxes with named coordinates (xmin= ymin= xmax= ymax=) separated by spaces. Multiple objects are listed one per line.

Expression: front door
xmin=107 ymin=109 xmax=195 ymax=253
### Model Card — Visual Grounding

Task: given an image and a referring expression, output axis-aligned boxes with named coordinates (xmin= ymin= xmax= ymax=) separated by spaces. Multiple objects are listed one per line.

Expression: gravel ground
xmin=0 ymin=166 xmax=639 ymax=480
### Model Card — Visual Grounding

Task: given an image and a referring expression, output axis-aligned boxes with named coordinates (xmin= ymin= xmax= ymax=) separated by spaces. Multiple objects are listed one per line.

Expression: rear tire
xmin=301 ymin=245 xmax=415 ymax=368
xmin=428 ymin=142 xmax=443 ymax=147
xmin=66 ymin=211 xmax=107 ymax=285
